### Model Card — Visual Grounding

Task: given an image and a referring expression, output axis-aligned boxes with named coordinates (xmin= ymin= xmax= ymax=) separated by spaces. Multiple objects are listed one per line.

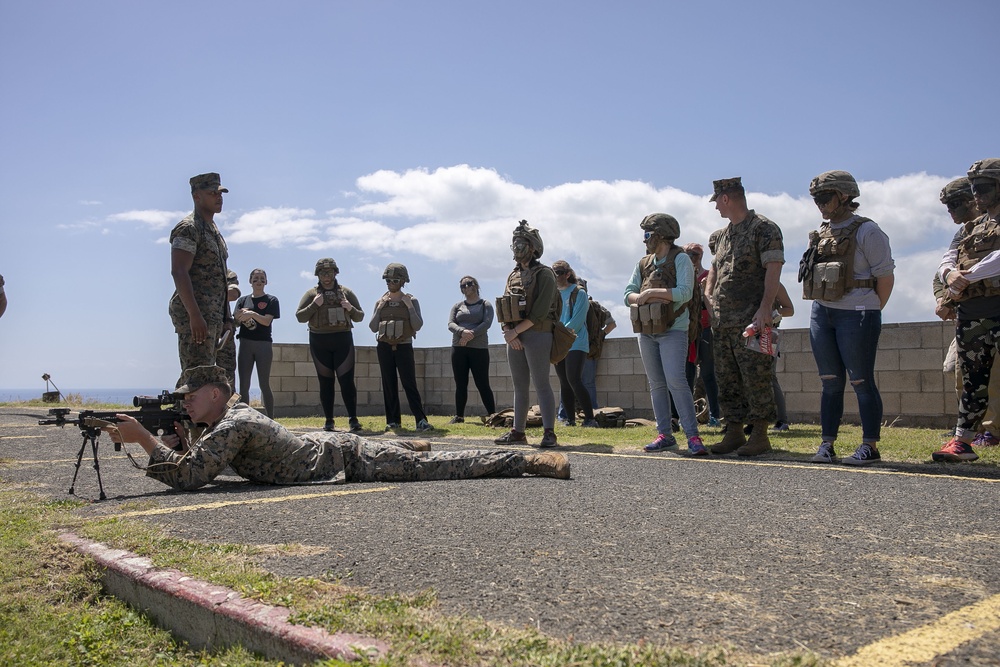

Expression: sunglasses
xmin=971 ymin=182 xmax=996 ymax=196
xmin=386 ymin=278 xmax=402 ymax=284
xmin=554 ymin=269 xmax=569 ymax=276
xmin=813 ymin=191 xmax=838 ymax=205
xmin=945 ymin=199 xmax=969 ymax=211
xmin=460 ymin=282 xmax=476 ymax=289
xmin=643 ymin=231 xmax=654 ymax=241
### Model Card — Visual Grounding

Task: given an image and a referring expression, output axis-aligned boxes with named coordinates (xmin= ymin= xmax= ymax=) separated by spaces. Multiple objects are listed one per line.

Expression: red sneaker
xmin=932 ymin=438 xmax=979 ymax=462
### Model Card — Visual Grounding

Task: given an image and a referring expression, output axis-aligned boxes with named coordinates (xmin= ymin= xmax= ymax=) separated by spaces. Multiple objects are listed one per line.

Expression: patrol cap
xmin=189 ymin=172 xmax=229 ymax=193
xmin=226 ymin=269 xmax=239 ymax=286
xmin=710 ymin=177 xmax=744 ymax=202
xmin=939 ymin=177 xmax=973 ymax=205
xmin=176 ymin=365 xmax=230 ymax=394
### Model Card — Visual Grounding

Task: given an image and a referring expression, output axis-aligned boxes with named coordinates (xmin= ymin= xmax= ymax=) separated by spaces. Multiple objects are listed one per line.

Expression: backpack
xmin=568 ymin=287 xmax=610 ymax=359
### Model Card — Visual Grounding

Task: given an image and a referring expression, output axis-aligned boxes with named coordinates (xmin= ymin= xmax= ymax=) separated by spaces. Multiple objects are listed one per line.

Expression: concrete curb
xmin=58 ymin=532 xmax=388 ymax=665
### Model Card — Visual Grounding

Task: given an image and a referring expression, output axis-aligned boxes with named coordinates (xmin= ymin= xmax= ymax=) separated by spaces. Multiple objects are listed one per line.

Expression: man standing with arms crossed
xmin=703 ymin=177 xmax=785 ymax=456
xmin=169 ymin=173 xmax=233 ymax=388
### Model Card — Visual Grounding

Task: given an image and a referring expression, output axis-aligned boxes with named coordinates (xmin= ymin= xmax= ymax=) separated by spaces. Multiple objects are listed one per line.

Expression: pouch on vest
xmin=495 ymin=294 xmax=526 ymax=324
xmin=811 ymin=262 xmax=845 ymax=301
xmin=630 ymin=302 xmax=670 ymax=335
xmin=378 ymin=319 xmax=405 ymax=344
xmin=327 ymin=307 xmax=347 ymax=327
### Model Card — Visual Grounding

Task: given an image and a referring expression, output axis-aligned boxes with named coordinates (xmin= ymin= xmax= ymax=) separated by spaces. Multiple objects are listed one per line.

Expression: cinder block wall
xmin=271 ymin=320 xmax=957 ymax=429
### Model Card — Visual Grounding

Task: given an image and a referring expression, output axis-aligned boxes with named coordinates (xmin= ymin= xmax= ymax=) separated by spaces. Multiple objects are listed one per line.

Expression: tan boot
xmin=524 ymin=452 xmax=571 ymax=479
xmin=402 ymin=440 xmax=431 ymax=452
xmin=737 ymin=421 xmax=772 ymax=457
xmin=710 ymin=423 xmax=746 ymax=455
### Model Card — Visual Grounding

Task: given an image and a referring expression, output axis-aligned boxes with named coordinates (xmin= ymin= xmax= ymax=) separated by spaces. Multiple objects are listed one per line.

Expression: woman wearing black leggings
xmin=295 ymin=258 xmax=365 ymax=432
xmin=447 ymin=276 xmax=496 ymax=422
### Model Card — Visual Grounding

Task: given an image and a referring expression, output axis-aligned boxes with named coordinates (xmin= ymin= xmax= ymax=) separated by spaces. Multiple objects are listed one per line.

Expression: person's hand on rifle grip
xmin=161 ymin=422 xmax=189 ymax=451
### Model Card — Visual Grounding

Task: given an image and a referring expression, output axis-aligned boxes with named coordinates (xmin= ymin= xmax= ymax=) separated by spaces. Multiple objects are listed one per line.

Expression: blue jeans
xmin=809 ymin=303 xmax=883 ymax=442
xmin=638 ymin=330 xmax=699 ymax=438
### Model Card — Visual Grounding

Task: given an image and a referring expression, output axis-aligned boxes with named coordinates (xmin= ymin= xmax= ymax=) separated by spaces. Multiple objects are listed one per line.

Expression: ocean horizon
xmin=0 ymin=387 xmax=261 ymax=405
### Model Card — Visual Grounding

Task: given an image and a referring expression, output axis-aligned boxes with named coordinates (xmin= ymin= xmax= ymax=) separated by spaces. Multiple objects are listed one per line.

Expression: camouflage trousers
xmin=953 ymin=344 xmax=1000 ymax=432
xmin=176 ymin=324 xmax=222 ymax=388
xmin=216 ymin=334 xmax=237 ymax=391
xmin=712 ymin=326 xmax=776 ymax=425
xmin=955 ymin=316 xmax=1000 ymax=440
xmin=342 ymin=438 xmax=528 ymax=483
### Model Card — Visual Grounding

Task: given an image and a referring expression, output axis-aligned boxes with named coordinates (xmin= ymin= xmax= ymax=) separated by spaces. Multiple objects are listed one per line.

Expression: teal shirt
xmin=560 ymin=284 xmax=590 ymax=353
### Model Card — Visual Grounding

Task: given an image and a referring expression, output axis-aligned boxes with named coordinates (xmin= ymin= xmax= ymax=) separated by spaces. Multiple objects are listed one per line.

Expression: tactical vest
xmin=630 ymin=248 xmax=689 ymax=335
xmin=496 ymin=263 xmax=557 ymax=332
xmin=375 ymin=295 xmax=416 ymax=344
xmin=952 ymin=215 xmax=1000 ymax=301
xmin=318 ymin=287 xmax=352 ymax=332
xmin=800 ymin=216 xmax=877 ymax=301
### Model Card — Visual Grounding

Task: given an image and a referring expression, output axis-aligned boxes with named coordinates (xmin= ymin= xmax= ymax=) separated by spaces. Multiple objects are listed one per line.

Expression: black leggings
xmin=554 ymin=349 xmax=594 ymax=422
xmin=309 ymin=331 xmax=358 ymax=422
xmin=376 ymin=342 xmax=427 ymax=424
xmin=451 ymin=346 xmax=496 ymax=417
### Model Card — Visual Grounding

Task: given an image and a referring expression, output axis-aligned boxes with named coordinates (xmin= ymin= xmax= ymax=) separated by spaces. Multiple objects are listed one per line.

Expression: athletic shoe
xmin=415 ymin=419 xmax=434 ymax=432
xmin=772 ymin=421 xmax=790 ymax=432
xmin=494 ymin=429 xmax=527 ymax=445
xmin=644 ymin=433 xmax=678 ymax=452
xmin=448 ymin=416 xmax=465 ymax=424
xmin=323 ymin=420 xmax=335 ymax=432
xmin=932 ymin=438 xmax=979 ymax=462
xmin=972 ymin=431 xmax=999 ymax=448
xmin=581 ymin=418 xmax=600 ymax=428
xmin=811 ymin=441 xmax=837 ymax=464
xmin=385 ymin=422 xmax=401 ymax=431
xmin=539 ymin=429 xmax=558 ymax=448
xmin=842 ymin=443 xmax=881 ymax=466
xmin=687 ymin=436 xmax=708 ymax=456
xmin=348 ymin=419 xmax=363 ymax=434
xmin=707 ymin=416 xmax=722 ymax=428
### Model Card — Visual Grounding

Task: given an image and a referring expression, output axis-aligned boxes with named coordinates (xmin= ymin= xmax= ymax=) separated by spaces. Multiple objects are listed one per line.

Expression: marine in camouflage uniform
xmin=105 ymin=366 xmax=570 ymax=490
xmin=215 ymin=269 xmax=240 ymax=390
xmin=704 ymin=177 xmax=784 ymax=456
xmin=169 ymin=172 xmax=233 ymax=388
xmin=934 ymin=159 xmax=1000 ymax=462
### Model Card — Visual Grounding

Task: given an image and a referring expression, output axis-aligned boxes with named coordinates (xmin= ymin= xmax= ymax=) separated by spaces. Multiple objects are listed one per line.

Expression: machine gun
xmin=39 ymin=391 xmax=189 ymax=500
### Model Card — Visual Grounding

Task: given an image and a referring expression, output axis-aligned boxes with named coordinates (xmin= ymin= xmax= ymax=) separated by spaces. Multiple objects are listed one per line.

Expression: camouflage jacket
xmin=145 ymin=403 xmax=349 ymax=490
xmin=168 ymin=212 xmax=230 ymax=332
xmin=711 ymin=210 xmax=784 ymax=329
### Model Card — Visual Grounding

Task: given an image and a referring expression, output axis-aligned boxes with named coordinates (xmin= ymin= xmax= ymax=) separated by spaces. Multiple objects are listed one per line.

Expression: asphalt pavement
xmin=2 ymin=407 xmax=998 ymax=666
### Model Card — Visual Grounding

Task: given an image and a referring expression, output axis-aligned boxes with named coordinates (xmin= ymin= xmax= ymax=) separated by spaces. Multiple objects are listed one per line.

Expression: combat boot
xmin=524 ymin=452 xmax=571 ymax=479
xmin=403 ymin=440 xmax=431 ymax=452
xmin=737 ymin=420 xmax=772 ymax=457
xmin=710 ymin=422 xmax=745 ymax=455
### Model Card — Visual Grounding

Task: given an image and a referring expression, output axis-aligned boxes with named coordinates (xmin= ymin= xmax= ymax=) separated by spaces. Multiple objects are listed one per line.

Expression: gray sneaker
xmin=811 ymin=441 xmax=837 ymax=463
xmin=843 ymin=443 xmax=881 ymax=466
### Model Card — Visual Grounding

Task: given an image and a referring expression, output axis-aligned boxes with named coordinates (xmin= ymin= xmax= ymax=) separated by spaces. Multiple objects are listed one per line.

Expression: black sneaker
xmin=348 ymin=419 xmax=363 ymax=434
xmin=539 ymin=429 xmax=558 ymax=448
xmin=323 ymin=420 xmax=335 ymax=432
xmin=385 ymin=422 xmax=401 ymax=431
xmin=495 ymin=429 xmax=527 ymax=445
xmin=449 ymin=416 xmax=465 ymax=424
xmin=842 ymin=443 xmax=881 ymax=466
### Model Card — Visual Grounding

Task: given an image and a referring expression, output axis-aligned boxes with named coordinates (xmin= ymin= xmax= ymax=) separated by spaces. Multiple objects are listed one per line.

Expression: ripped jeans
xmin=809 ymin=303 xmax=883 ymax=443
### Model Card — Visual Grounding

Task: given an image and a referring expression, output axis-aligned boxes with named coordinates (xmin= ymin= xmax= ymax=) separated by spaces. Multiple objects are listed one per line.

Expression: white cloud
xmin=106 ymin=209 xmax=188 ymax=229
xmin=226 ymin=207 xmax=323 ymax=247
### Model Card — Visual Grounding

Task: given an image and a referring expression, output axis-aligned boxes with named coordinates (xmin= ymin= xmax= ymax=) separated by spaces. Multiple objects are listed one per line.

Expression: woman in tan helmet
xmin=494 ymin=220 xmax=559 ymax=448
xmin=369 ymin=263 xmax=432 ymax=432
xmin=295 ymin=258 xmax=365 ymax=433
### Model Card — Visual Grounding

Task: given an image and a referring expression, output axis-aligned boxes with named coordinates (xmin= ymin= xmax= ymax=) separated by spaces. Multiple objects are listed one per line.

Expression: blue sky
xmin=0 ymin=1 xmax=996 ymax=391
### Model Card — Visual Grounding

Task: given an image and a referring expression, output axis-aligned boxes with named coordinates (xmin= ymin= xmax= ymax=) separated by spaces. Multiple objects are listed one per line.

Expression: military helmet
xmin=967 ymin=158 xmax=1000 ymax=184
xmin=809 ymin=170 xmax=860 ymax=198
xmin=382 ymin=263 xmax=410 ymax=283
xmin=939 ymin=177 xmax=974 ymax=205
xmin=314 ymin=258 xmax=339 ymax=276
xmin=511 ymin=219 xmax=544 ymax=257
xmin=640 ymin=213 xmax=680 ymax=242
